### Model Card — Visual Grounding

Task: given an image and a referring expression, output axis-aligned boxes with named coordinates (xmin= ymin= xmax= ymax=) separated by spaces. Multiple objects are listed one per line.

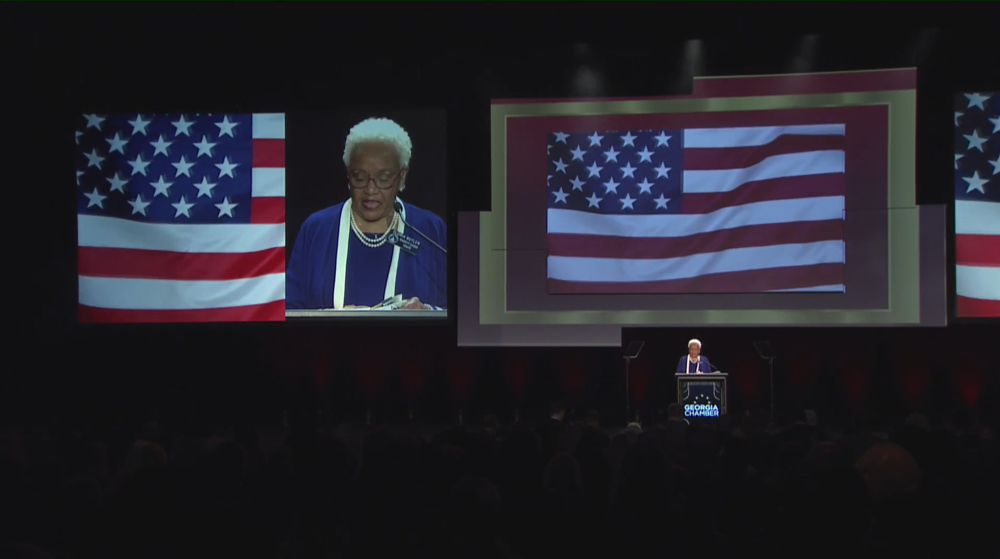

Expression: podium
xmin=676 ymin=373 xmax=728 ymax=418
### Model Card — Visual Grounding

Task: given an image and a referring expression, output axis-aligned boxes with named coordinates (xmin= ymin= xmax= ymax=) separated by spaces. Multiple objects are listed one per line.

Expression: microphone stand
xmin=624 ymin=355 xmax=632 ymax=427
xmin=393 ymin=201 xmax=447 ymax=254
xmin=769 ymin=356 xmax=776 ymax=424
xmin=621 ymin=341 xmax=644 ymax=427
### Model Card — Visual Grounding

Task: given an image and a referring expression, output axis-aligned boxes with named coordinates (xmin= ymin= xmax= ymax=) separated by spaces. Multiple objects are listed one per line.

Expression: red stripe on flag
xmin=681 ymin=174 xmax=845 ymax=214
xmin=548 ymin=263 xmax=843 ymax=294
xmin=955 ymin=234 xmax=1000 ymax=267
xmin=78 ymin=246 xmax=285 ymax=281
xmin=957 ymin=296 xmax=1000 ymax=318
xmin=548 ymin=220 xmax=844 ymax=260
xmin=252 ymin=139 xmax=285 ymax=167
xmin=79 ymin=300 xmax=286 ymax=323
xmin=684 ymin=134 xmax=845 ymax=170
xmin=251 ymin=197 xmax=286 ymax=224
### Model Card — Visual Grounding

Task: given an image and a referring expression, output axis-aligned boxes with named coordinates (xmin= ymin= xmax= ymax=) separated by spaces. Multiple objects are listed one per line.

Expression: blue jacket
xmin=286 ymin=199 xmax=447 ymax=309
xmin=676 ymin=355 xmax=712 ymax=374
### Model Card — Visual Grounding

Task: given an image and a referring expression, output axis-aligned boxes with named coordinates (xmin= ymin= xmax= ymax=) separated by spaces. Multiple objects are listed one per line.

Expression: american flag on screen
xmin=955 ymin=92 xmax=1000 ymax=317
xmin=546 ymin=126 xmax=846 ymax=293
xmin=75 ymin=113 xmax=286 ymax=323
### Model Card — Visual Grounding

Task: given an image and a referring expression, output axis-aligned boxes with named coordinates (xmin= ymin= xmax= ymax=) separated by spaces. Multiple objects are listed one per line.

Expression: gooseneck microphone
xmin=394 ymin=201 xmax=447 ymax=254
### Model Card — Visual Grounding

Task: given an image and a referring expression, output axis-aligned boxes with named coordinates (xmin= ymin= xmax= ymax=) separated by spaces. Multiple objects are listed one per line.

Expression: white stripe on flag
xmin=252 ymin=114 xmax=286 ymax=139
xmin=683 ymin=125 xmax=845 ymax=148
xmin=547 ymin=241 xmax=844 ymax=283
xmin=79 ymin=273 xmax=287 ymax=310
xmin=547 ymin=196 xmax=845 ymax=238
xmin=956 ymin=200 xmax=1000 ymax=235
xmin=78 ymin=215 xmax=285 ymax=253
xmin=252 ymin=168 xmax=286 ymax=197
xmin=683 ymin=151 xmax=844 ymax=193
xmin=956 ymin=265 xmax=1000 ymax=301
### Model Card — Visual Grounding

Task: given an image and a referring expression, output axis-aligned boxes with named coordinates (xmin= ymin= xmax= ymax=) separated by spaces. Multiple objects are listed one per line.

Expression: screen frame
xmin=483 ymin=73 xmax=920 ymax=326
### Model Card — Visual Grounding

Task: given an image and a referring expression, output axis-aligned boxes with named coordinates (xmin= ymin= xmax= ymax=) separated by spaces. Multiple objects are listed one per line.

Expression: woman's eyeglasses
xmin=348 ymin=169 xmax=403 ymax=190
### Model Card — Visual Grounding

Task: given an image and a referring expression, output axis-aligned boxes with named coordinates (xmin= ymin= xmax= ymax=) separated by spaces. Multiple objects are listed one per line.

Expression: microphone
xmin=394 ymin=201 xmax=447 ymax=254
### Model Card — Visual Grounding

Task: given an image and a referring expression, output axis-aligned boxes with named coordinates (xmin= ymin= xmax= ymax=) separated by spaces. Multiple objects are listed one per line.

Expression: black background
xmin=4 ymin=3 xmax=999 ymax=428
xmin=285 ymin=109 xmax=448 ymax=257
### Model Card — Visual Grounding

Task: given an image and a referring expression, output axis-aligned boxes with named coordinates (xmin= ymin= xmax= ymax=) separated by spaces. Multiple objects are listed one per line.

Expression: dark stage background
xmin=8 ymin=4 xmax=999 ymax=429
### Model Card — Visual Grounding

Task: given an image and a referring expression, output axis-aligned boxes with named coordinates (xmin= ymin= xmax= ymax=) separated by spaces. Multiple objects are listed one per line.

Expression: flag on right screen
xmin=546 ymin=125 xmax=846 ymax=293
xmin=955 ymin=92 xmax=1000 ymax=317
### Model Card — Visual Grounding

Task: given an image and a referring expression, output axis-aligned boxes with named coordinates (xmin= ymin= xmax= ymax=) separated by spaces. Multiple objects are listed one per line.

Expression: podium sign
xmin=676 ymin=373 xmax=727 ymax=418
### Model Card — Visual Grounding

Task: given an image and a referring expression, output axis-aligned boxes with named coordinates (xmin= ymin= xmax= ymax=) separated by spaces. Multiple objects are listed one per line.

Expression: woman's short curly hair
xmin=342 ymin=117 xmax=413 ymax=169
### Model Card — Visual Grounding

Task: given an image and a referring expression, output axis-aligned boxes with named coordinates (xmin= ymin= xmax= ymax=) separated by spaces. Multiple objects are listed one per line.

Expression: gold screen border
xmin=481 ymin=80 xmax=918 ymax=325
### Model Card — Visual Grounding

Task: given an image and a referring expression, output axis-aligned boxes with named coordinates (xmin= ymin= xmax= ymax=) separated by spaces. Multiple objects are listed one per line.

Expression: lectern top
xmin=624 ymin=341 xmax=644 ymax=359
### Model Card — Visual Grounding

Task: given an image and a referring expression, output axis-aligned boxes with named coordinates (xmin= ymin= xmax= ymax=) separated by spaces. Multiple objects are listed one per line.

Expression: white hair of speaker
xmin=342 ymin=117 xmax=413 ymax=192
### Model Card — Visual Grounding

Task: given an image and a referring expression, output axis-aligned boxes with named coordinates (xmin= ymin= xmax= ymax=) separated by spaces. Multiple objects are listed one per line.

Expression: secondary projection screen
xmin=75 ymin=110 xmax=448 ymax=323
xmin=459 ymin=69 xmax=948 ymax=346
xmin=954 ymin=92 xmax=999 ymax=318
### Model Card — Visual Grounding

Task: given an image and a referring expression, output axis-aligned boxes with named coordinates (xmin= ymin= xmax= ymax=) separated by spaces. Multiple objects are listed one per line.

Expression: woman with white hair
xmin=286 ymin=117 xmax=447 ymax=310
xmin=676 ymin=339 xmax=712 ymax=374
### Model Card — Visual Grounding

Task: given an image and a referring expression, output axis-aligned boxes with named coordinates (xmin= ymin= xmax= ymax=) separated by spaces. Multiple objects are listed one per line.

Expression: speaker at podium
xmin=676 ymin=373 xmax=728 ymax=419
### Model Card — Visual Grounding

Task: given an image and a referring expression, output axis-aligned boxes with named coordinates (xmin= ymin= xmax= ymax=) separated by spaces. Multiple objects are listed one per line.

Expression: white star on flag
xmin=150 ymin=135 xmax=173 ymax=157
xmin=619 ymin=193 xmax=636 ymax=210
xmin=965 ymin=93 xmax=990 ymax=111
xmin=171 ymin=196 xmax=195 ymax=218
xmin=215 ymin=116 xmax=240 ymax=137
xmin=171 ymin=115 xmax=195 ymax=137
xmin=172 ymin=156 xmax=196 ymax=178
xmin=193 ymin=176 xmax=218 ymax=198
xmin=215 ymin=196 xmax=238 ymax=217
xmin=964 ymin=130 xmax=989 ymax=152
xmin=128 ymin=194 xmax=151 ymax=216
xmin=215 ymin=156 xmax=239 ymax=178
xmin=193 ymin=136 xmax=217 ymax=157
xmin=150 ymin=175 xmax=174 ymax=197
xmin=84 ymin=114 xmax=105 ymax=130
xmin=106 ymin=132 xmax=129 ymax=154
xmin=84 ymin=188 xmax=106 ymax=209
xmin=962 ymin=171 xmax=989 ymax=194
xmin=128 ymin=114 xmax=151 ymax=135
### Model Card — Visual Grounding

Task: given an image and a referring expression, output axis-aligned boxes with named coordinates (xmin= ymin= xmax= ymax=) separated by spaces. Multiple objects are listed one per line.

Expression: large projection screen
xmin=75 ymin=111 xmax=449 ymax=323
xmin=458 ymin=69 xmax=947 ymax=346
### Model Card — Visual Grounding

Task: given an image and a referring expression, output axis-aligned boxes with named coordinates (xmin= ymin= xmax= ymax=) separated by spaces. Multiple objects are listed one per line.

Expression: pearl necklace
xmin=350 ymin=207 xmax=399 ymax=248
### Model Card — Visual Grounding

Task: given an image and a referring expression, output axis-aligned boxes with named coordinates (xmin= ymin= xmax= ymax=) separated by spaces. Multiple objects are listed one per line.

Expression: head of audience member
xmin=855 ymin=442 xmax=922 ymax=500
xmin=549 ymin=402 xmax=566 ymax=422
xmin=584 ymin=410 xmax=600 ymax=429
xmin=343 ymin=118 xmax=412 ymax=233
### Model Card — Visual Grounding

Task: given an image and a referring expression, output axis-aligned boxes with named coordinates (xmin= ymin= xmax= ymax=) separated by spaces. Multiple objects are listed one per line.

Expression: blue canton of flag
xmin=76 ymin=113 xmax=253 ymax=224
xmin=547 ymin=130 xmax=684 ymax=215
xmin=955 ymin=93 xmax=1000 ymax=204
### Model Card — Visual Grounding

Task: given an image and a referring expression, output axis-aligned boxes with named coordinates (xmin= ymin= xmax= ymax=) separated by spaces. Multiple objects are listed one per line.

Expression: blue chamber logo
xmin=685 ymin=393 xmax=719 ymax=417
